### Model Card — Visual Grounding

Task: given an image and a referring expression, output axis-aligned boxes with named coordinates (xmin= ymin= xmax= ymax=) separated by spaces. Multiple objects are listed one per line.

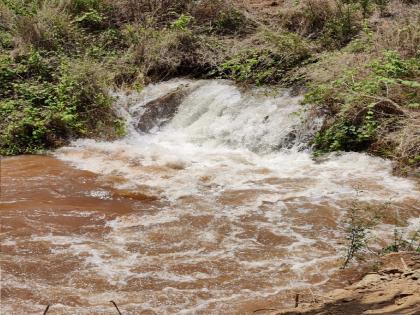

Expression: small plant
xmin=74 ymin=9 xmax=104 ymax=29
xmin=383 ymin=228 xmax=420 ymax=253
xmin=170 ymin=14 xmax=193 ymax=30
xmin=341 ymin=198 xmax=379 ymax=269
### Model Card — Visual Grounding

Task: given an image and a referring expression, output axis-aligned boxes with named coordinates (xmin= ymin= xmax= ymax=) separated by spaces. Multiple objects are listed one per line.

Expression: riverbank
xmin=262 ymin=252 xmax=420 ymax=315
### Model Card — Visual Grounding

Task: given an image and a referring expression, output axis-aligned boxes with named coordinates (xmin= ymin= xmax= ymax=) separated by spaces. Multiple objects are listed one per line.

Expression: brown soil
xmin=253 ymin=252 xmax=420 ymax=315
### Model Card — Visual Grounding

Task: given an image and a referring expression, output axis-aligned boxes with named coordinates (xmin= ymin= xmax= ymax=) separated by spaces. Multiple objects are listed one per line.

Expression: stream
xmin=1 ymin=79 xmax=419 ymax=314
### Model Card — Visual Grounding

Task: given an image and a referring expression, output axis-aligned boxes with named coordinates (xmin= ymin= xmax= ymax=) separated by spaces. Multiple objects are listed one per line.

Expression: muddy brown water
xmin=2 ymin=79 xmax=420 ymax=314
xmin=1 ymin=155 xmax=419 ymax=314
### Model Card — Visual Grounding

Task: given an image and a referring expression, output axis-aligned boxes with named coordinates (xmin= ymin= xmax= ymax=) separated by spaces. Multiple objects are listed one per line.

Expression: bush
xmin=304 ymin=51 xmax=419 ymax=165
xmin=320 ymin=2 xmax=362 ymax=49
xmin=124 ymin=25 xmax=212 ymax=81
xmin=279 ymin=0 xmax=364 ymax=48
xmin=192 ymin=0 xmax=252 ymax=35
xmin=216 ymin=32 xmax=311 ymax=85
xmin=0 ymin=51 xmax=123 ymax=155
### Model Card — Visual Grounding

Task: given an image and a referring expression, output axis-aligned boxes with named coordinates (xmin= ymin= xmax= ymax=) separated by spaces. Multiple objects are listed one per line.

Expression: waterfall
xmin=118 ymin=79 xmax=322 ymax=153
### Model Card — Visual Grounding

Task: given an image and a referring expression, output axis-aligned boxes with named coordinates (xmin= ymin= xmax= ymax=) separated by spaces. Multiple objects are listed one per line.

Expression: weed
xmin=341 ymin=199 xmax=380 ymax=269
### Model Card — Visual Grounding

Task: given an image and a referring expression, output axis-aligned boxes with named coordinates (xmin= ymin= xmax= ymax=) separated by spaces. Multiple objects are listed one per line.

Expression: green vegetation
xmin=291 ymin=0 xmax=420 ymax=173
xmin=215 ymin=31 xmax=311 ymax=85
xmin=341 ymin=200 xmax=378 ymax=269
xmin=305 ymin=52 xmax=419 ymax=154
xmin=341 ymin=196 xmax=419 ymax=268
xmin=0 ymin=0 xmax=419 ymax=172
xmin=382 ymin=228 xmax=420 ymax=253
xmin=0 ymin=50 xmax=124 ymax=155
xmin=0 ymin=0 xmax=240 ymax=154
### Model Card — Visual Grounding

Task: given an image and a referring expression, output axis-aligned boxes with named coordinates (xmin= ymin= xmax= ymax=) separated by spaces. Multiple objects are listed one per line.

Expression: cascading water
xmin=1 ymin=79 xmax=419 ymax=314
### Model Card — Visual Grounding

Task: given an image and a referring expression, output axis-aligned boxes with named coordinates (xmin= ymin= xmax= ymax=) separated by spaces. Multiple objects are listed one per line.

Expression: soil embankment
xmin=257 ymin=253 xmax=420 ymax=315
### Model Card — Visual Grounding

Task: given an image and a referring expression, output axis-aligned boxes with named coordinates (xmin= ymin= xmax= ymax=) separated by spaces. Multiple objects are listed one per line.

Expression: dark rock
xmin=380 ymin=268 xmax=403 ymax=275
xmin=136 ymin=85 xmax=190 ymax=133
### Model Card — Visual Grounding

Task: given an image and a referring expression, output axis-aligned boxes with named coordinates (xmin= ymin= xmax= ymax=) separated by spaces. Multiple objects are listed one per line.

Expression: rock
xmin=380 ymin=268 xmax=403 ymax=275
xmin=350 ymin=274 xmax=381 ymax=289
xmin=136 ymin=84 xmax=190 ymax=132
xmin=409 ymin=271 xmax=420 ymax=280
xmin=403 ymin=271 xmax=414 ymax=277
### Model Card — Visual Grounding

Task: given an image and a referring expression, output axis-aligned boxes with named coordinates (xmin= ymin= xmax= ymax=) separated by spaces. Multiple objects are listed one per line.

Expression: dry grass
xmin=103 ymin=0 xmax=194 ymax=26
xmin=370 ymin=1 xmax=420 ymax=57
xmin=14 ymin=2 xmax=80 ymax=52
xmin=278 ymin=0 xmax=338 ymax=37
xmin=374 ymin=113 xmax=420 ymax=175
xmin=0 ymin=2 xmax=14 ymax=30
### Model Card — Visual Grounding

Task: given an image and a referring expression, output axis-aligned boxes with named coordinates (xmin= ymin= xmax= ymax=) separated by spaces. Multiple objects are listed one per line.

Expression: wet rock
xmin=380 ymin=268 xmax=403 ymax=275
xmin=136 ymin=84 xmax=190 ymax=132
xmin=409 ymin=271 xmax=420 ymax=280
xmin=403 ymin=270 xmax=414 ymax=277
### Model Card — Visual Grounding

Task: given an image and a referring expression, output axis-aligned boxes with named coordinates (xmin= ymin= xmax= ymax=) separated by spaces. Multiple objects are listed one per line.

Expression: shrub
xmin=279 ymin=0 xmax=364 ymax=48
xmin=0 ymin=51 xmax=123 ymax=155
xmin=320 ymin=1 xmax=363 ymax=49
xmin=124 ymin=26 xmax=210 ymax=81
xmin=192 ymin=0 xmax=252 ymax=35
xmin=216 ymin=32 xmax=311 ymax=85
xmin=304 ymin=51 xmax=419 ymax=164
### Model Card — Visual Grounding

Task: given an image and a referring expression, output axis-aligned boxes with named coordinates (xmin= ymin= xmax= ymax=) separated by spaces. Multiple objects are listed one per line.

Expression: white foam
xmin=46 ymin=79 xmax=420 ymax=314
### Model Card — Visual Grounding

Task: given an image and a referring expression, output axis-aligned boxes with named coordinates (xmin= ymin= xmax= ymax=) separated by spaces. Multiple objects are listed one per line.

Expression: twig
xmin=295 ymin=293 xmax=300 ymax=308
xmin=253 ymin=308 xmax=277 ymax=313
xmin=110 ymin=301 xmax=122 ymax=315
xmin=400 ymin=257 xmax=408 ymax=271
xmin=307 ymin=287 xmax=317 ymax=303
xmin=43 ymin=305 xmax=50 ymax=315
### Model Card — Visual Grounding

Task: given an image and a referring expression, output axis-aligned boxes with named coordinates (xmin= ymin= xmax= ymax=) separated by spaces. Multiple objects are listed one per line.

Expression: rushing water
xmin=1 ymin=80 xmax=419 ymax=314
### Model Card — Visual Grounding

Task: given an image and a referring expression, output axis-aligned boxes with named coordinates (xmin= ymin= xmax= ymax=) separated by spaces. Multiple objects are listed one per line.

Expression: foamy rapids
xmin=3 ymin=79 xmax=418 ymax=314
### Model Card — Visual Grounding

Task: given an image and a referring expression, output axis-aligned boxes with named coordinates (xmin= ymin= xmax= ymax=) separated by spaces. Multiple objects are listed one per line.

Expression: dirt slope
xmin=254 ymin=252 xmax=420 ymax=315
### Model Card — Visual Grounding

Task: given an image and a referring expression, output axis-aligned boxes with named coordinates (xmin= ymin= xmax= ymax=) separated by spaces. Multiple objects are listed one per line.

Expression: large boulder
xmin=136 ymin=84 xmax=190 ymax=133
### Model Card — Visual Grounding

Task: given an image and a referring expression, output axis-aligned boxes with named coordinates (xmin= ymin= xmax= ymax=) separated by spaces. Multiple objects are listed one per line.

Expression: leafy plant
xmin=0 ymin=51 xmax=124 ymax=155
xmin=305 ymin=51 xmax=419 ymax=155
xmin=341 ymin=199 xmax=379 ymax=269
xmin=170 ymin=14 xmax=193 ymax=30
xmin=383 ymin=228 xmax=420 ymax=253
xmin=74 ymin=9 xmax=104 ymax=29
